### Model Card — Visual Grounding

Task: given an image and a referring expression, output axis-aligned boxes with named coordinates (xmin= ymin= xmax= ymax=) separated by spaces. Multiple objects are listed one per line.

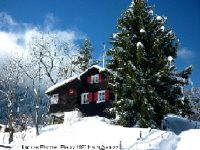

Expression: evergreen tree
xmin=74 ymin=39 xmax=93 ymax=72
xmin=107 ymin=0 xmax=192 ymax=128
xmin=184 ymin=87 xmax=200 ymax=120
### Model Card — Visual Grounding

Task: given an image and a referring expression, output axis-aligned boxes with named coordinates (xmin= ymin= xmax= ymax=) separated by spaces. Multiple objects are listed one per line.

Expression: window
xmin=51 ymin=94 xmax=59 ymax=104
xmin=69 ymin=88 xmax=75 ymax=95
xmin=91 ymin=74 xmax=99 ymax=83
xmin=81 ymin=93 xmax=89 ymax=104
xmin=87 ymin=74 xmax=102 ymax=84
xmin=97 ymin=90 xmax=105 ymax=103
xmin=95 ymin=90 xmax=109 ymax=103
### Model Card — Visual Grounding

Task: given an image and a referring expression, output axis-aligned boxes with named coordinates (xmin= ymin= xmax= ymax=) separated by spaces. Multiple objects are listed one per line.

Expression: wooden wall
xmin=49 ymin=67 xmax=114 ymax=117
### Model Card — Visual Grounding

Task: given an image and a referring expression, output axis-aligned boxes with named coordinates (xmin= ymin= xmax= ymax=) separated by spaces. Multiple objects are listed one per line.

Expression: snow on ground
xmin=176 ymin=129 xmax=200 ymax=150
xmin=0 ymin=112 xmax=200 ymax=150
xmin=8 ymin=117 xmax=178 ymax=150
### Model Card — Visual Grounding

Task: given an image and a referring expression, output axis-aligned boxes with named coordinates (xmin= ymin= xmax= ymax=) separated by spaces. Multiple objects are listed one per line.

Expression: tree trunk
xmin=8 ymin=93 xmax=14 ymax=144
xmin=35 ymin=106 xmax=39 ymax=136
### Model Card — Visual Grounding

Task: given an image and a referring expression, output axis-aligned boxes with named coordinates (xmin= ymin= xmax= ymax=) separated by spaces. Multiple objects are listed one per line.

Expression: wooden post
xmin=119 ymin=141 xmax=122 ymax=150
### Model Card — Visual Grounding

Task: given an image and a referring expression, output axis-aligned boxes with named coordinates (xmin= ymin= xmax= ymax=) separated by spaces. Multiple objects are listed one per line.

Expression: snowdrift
xmin=0 ymin=112 xmax=199 ymax=150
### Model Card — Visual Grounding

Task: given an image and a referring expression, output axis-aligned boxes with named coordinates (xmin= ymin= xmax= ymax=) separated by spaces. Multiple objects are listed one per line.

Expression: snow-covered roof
xmin=45 ymin=76 xmax=78 ymax=94
xmin=45 ymin=65 xmax=106 ymax=94
xmin=79 ymin=65 xmax=106 ymax=77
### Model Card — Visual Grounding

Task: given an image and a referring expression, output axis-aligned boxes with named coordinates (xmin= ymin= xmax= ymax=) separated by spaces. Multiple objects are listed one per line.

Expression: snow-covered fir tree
xmin=107 ymin=0 xmax=192 ymax=128
xmin=184 ymin=87 xmax=200 ymax=120
xmin=73 ymin=38 xmax=94 ymax=72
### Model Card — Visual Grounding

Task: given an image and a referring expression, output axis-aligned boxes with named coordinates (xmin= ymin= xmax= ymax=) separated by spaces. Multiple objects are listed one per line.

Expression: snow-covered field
xmin=0 ymin=112 xmax=200 ymax=150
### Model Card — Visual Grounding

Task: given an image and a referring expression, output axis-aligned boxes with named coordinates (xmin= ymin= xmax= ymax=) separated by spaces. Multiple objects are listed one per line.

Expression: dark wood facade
xmin=48 ymin=78 xmax=80 ymax=113
xmin=46 ymin=65 xmax=114 ymax=118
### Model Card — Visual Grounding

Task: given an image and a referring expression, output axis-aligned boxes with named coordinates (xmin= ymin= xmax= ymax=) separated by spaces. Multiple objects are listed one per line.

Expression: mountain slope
xmin=0 ymin=112 xmax=199 ymax=150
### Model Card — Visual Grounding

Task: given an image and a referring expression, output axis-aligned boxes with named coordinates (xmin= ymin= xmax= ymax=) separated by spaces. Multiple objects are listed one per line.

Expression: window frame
xmin=91 ymin=74 xmax=99 ymax=84
xmin=51 ymin=94 xmax=59 ymax=104
xmin=97 ymin=90 xmax=106 ymax=103
xmin=81 ymin=92 xmax=89 ymax=104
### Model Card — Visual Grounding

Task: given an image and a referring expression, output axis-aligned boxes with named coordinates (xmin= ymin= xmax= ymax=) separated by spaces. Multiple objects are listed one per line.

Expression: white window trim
xmin=51 ymin=94 xmax=59 ymax=104
xmin=91 ymin=74 xmax=99 ymax=84
xmin=97 ymin=90 xmax=106 ymax=103
xmin=81 ymin=93 xmax=89 ymax=104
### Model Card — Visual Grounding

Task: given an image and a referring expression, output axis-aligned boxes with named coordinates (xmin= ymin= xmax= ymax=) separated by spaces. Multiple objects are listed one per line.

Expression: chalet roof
xmin=45 ymin=76 xmax=78 ymax=94
xmin=45 ymin=65 xmax=106 ymax=95
xmin=79 ymin=65 xmax=105 ymax=77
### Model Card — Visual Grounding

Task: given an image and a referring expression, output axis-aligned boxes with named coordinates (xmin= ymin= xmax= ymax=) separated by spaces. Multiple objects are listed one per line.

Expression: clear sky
xmin=0 ymin=0 xmax=199 ymax=87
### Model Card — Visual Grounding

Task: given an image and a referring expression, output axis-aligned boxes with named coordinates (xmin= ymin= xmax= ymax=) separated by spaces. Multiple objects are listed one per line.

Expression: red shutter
xmin=105 ymin=90 xmax=109 ymax=101
xmin=88 ymin=92 xmax=93 ymax=103
xmin=94 ymin=92 xmax=98 ymax=102
xmin=87 ymin=76 xmax=91 ymax=84
xmin=98 ymin=74 xmax=102 ymax=82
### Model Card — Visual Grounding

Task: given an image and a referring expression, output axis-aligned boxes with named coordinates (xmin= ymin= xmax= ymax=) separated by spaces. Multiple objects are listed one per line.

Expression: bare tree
xmin=18 ymin=55 xmax=41 ymax=136
xmin=28 ymin=33 xmax=80 ymax=85
xmin=0 ymin=57 xmax=23 ymax=143
xmin=16 ymin=32 xmax=80 ymax=135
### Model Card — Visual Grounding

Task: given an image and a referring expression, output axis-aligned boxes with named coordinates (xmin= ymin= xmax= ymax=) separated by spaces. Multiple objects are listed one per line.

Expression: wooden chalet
xmin=45 ymin=65 xmax=113 ymax=122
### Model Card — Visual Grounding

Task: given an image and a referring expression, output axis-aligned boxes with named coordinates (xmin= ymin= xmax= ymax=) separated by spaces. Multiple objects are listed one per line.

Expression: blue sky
xmin=0 ymin=0 xmax=199 ymax=87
